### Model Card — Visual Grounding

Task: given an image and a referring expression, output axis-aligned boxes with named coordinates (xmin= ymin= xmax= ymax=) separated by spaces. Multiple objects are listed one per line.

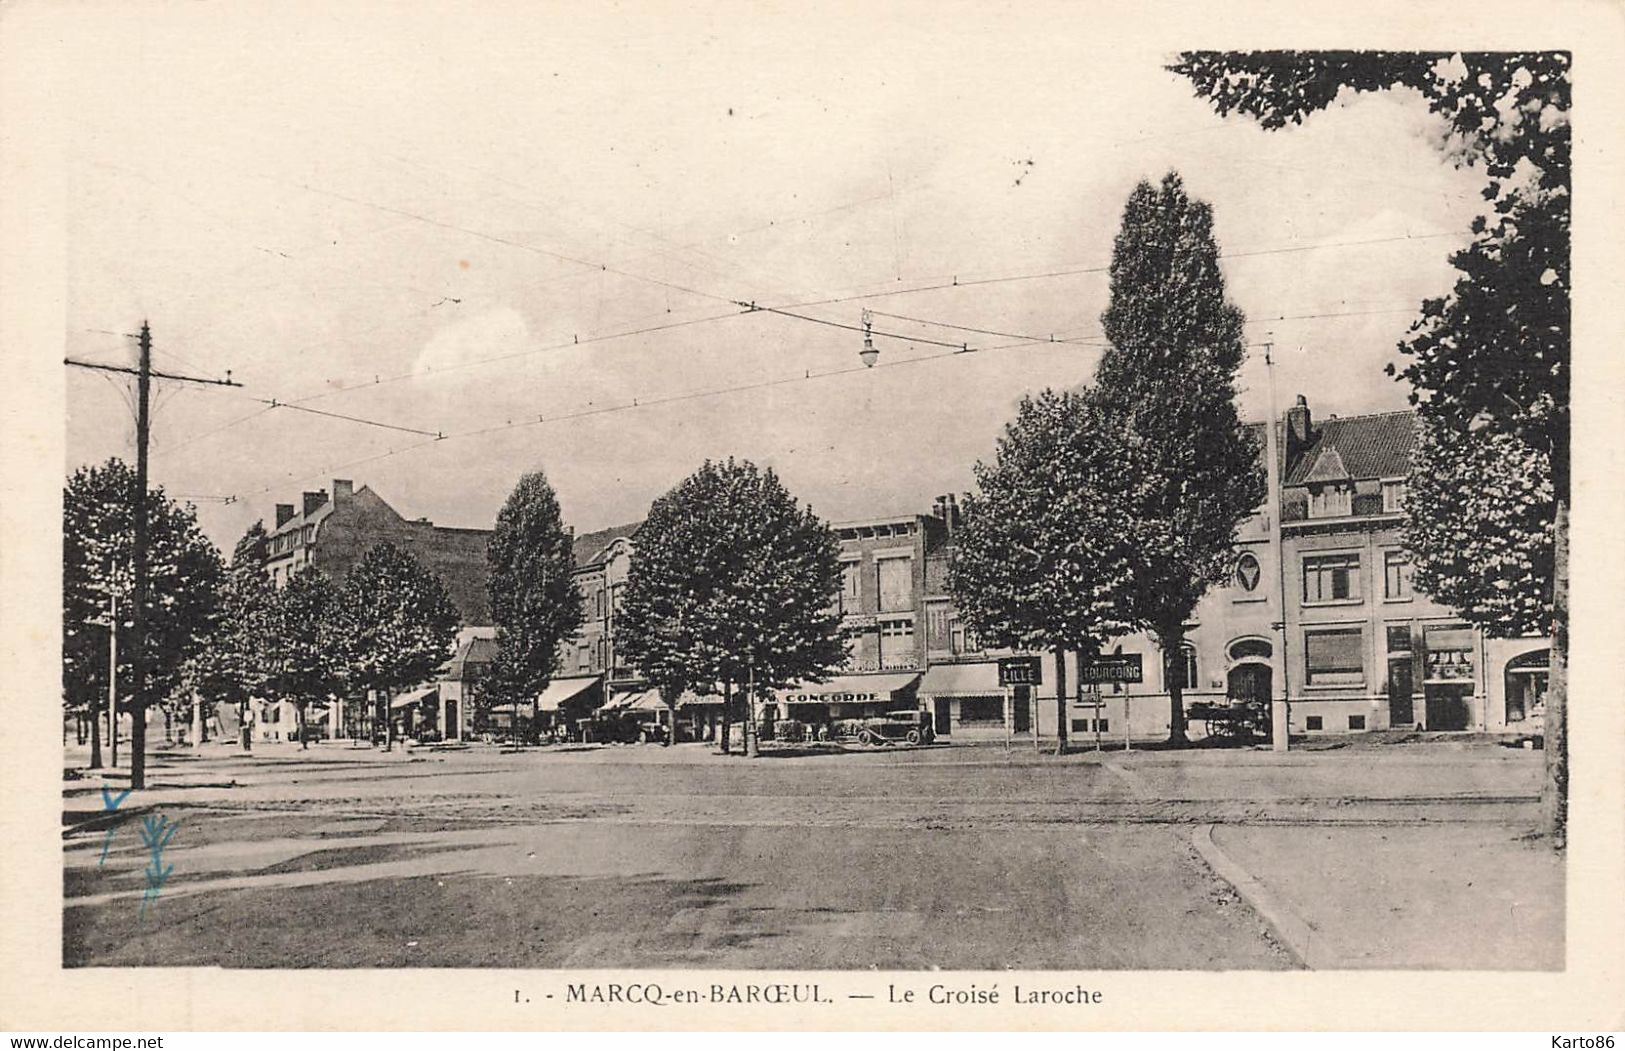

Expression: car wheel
xmin=906 ymin=729 xmax=922 ymax=745
xmin=857 ymin=729 xmax=874 ymax=746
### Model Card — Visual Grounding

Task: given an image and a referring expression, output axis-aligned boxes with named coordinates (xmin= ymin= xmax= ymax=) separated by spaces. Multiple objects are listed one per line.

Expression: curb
xmin=1191 ymin=822 xmax=1324 ymax=969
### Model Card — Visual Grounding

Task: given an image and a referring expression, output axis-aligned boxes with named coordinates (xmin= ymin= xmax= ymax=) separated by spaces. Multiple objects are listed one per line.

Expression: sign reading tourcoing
xmin=1079 ymin=654 xmax=1144 ymax=684
xmin=997 ymin=657 xmax=1043 ymax=687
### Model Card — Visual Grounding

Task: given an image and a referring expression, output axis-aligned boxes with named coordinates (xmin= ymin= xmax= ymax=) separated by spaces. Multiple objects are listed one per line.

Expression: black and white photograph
xmin=3 ymin=0 xmax=1622 ymax=1036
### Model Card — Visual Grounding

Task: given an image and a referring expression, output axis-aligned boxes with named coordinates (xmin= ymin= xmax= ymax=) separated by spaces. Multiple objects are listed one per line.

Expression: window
xmin=1303 ymin=552 xmax=1361 ymax=603
xmin=303 ymin=525 xmax=314 ymax=546
xmin=1309 ymin=483 xmax=1352 ymax=518
xmin=958 ymin=696 xmax=1003 ymax=724
xmin=1165 ymin=645 xmax=1197 ymax=691
xmin=1234 ymin=552 xmax=1262 ymax=592
xmin=1348 ymin=714 xmax=1367 ymax=730
xmin=1071 ymin=719 xmax=1090 ymax=734
xmin=1305 ymin=715 xmax=1324 ymax=731
xmin=925 ymin=601 xmax=952 ymax=650
xmin=1229 ymin=638 xmax=1272 ymax=662
xmin=1382 ymin=480 xmax=1408 ymax=513
xmin=1386 ymin=624 xmax=1413 ymax=654
xmin=594 ymin=589 xmax=605 ymax=620
xmin=839 ymin=561 xmax=861 ymax=613
xmin=950 ymin=617 xmax=981 ymax=655
xmin=1423 ymin=626 xmax=1476 ymax=683
xmin=576 ymin=644 xmax=590 ymax=672
xmin=876 ymin=556 xmax=912 ymax=613
xmin=1305 ymin=627 xmax=1364 ymax=686
xmin=1383 ymin=551 xmax=1413 ymax=600
xmin=878 ymin=617 xmax=915 ymax=669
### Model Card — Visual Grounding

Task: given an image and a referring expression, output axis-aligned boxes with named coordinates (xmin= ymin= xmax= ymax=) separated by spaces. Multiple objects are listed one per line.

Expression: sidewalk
xmin=1199 ymin=822 xmax=1562 ymax=969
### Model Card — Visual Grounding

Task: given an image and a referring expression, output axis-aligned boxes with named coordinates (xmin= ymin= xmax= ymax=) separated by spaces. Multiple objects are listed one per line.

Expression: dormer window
xmin=1308 ymin=482 xmax=1352 ymax=518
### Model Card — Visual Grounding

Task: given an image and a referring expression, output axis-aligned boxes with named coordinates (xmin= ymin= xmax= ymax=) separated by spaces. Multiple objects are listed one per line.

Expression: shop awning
xmin=776 ymin=672 xmax=921 ymax=704
xmin=391 ymin=685 xmax=438 ymax=710
xmin=920 ymin=662 xmax=1003 ymax=697
xmin=489 ymin=701 xmax=532 ymax=716
xmin=536 ymin=675 xmax=601 ymax=711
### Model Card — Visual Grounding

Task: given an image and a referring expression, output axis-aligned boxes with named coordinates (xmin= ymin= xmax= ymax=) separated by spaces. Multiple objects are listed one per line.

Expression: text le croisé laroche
xmin=549 ymin=982 xmax=1103 ymax=1007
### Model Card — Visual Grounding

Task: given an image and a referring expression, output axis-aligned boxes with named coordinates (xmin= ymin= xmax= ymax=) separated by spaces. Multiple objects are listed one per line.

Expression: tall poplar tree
xmin=1092 ymin=172 xmax=1265 ymax=745
xmin=615 ymin=459 xmax=844 ymax=757
xmin=486 ymin=471 xmax=584 ymax=714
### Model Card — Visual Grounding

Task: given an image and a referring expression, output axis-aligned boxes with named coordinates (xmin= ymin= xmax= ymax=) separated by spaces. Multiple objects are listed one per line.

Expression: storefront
xmin=918 ymin=662 xmax=1027 ymax=739
xmin=536 ymin=673 xmax=603 ymax=737
xmin=772 ymin=671 xmax=922 ymax=733
xmin=1421 ymin=625 xmax=1477 ymax=731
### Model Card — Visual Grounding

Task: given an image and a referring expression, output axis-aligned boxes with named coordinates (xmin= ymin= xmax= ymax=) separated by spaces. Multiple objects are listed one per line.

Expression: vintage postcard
xmin=2 ymin=0 xmax=1622 ymax=1034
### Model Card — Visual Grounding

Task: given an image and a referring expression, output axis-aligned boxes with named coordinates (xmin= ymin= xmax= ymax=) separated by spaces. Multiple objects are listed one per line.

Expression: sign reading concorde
xmin=997 ymin=656 xmax=1043 ymax=687
xmin=1080 ymin=654 xmax=1144 ymax=684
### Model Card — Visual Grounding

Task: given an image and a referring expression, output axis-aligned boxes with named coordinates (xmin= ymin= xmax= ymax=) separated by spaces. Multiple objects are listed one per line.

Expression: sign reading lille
xmin=997 ymin=657 xmax=1043 ymax=687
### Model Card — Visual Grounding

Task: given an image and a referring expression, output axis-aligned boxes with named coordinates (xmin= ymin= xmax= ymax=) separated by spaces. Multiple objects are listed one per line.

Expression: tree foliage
xmin=486 ymin=471 xmax=584 ymax=704
xmin=1405 ymin=415 xmax=1554 ymax=638
xmin=1091 ymin=171 xmax=1266 ymax=742
xmin=615 ymin=459 xmax=844 ymax=710
xmin=261 ymin=568 xmax=350 ymax=710
xmin=62 ymin=458 xmax=224 ymax=714
xmin=183 ymin=521 xmax=276 ymax=707
xmin=343 ymin=541 xmax=462 ymax=697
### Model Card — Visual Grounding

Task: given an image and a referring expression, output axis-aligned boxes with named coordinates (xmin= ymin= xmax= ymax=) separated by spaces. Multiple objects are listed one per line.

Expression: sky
xmin=55 ymin=6 xmax=1494 ymax=552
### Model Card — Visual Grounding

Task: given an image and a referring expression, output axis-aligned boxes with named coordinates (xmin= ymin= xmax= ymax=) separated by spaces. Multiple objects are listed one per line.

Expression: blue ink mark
xmin=138 ymin=814 xmax=179 ymax=917
xmin=97 ymin=786 xmax=132 ymax=867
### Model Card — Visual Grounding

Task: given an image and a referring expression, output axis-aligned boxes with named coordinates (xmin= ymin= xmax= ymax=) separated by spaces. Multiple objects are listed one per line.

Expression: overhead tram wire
xmin=239 ymin=326 xmax=1072 ymax=500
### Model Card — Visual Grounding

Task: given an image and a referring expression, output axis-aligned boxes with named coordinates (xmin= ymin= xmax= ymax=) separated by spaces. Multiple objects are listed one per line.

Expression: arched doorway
xmin=1227 ymin=663 xmax=1272 ymax=708
xmin=1504 ymin=649 xmax=1549 ymax=728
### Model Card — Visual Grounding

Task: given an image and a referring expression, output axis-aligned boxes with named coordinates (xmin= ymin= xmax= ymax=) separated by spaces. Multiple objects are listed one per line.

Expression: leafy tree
xmin=1090 ymin=171 xmax=1266 ymax=745
xmin=1406 ymin=416 xmax=1554 ymax=637
xmin=615 ymin=458 xmax=845 ymax=757
xmin=261 ymin=569 xmax=350 ymax=749
xmin=62 ymin=459 xmax=224 ymax=768
xmin=343 ymin=542 xmax=462 ymax=750
xmin=487 ymin=471 xmax=584 ymax=718
xmin=1172 ymin=50 xmax=1571 ymax=841
xmin=949 ymin=389 xmax=1133 ymax=754
xmin=182 ymin=521 xmax=275 ymax=743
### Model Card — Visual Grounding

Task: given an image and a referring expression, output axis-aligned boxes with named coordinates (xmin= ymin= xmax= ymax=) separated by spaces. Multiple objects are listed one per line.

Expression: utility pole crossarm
xmin=64 ymin=357 xmax=241 ymax=388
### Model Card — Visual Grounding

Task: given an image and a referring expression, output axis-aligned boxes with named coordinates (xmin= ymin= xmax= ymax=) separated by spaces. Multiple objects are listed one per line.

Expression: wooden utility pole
xmin=65 ymin=323 xmax=239 ymax=790
xmin=107 ymin=592 xmax=119 ymax=768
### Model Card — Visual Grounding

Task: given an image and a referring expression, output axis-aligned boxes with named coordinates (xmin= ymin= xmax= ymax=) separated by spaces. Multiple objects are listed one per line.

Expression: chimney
xmin=332 ymin=479 xmax=354 ymax=503
xmin=275 ymin=503 xmax=295 ymax=528
xmin=302 ymin=489 xmax=327 ymax=517
xmin=946 ymin=493 xmax=961 ymax=532
xmin=1286 ymin=394 xmax=1313 ymax=454
xmin=932 ymin=495 xmax=947 ymax=522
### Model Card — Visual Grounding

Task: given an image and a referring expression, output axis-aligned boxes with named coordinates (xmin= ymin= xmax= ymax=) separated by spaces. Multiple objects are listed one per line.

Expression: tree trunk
xmin=1052 ymin=648 xmax=1069 ymax=756
xmin=89 ymin=706 xmax=103 ymax=769
xmin=298 ymin=702 xmax=309 ymax=749
xmin=665 ymin=702 xmax=677 ymax=747
xmin=1540 ymin=498 xmax=1568 ymax=849
xmin=746 ymin=666 xmax=759 ymax=759
xmin=1164 ymin=627 xmax=1189 ymax=746
xmin=720 ymin=680 xmax=733 ymax=755
xmin=384 ymin=692 xmax=395 ymax=752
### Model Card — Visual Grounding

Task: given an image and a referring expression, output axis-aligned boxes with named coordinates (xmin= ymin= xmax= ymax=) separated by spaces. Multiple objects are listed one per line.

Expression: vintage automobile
xmin=853 ymin=709 xmax=935 ymax=746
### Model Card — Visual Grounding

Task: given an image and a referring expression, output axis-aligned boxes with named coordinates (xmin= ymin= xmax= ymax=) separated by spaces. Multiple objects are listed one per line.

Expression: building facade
xmin=262 ymin=478 xmax=492 ymax=626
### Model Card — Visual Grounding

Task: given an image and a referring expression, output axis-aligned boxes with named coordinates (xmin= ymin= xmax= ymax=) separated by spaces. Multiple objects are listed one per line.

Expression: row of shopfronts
xmin=240 ymin=400 xmax=1551 ymax=746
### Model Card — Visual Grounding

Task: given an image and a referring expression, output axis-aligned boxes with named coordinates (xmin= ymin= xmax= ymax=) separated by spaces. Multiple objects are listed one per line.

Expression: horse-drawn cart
xmin=1187 ymin=700 xmax=1270 ymax=743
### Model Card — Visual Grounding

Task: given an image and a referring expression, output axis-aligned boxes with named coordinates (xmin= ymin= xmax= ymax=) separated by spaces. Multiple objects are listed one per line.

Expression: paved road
xmin=62 ymin=739 xmax=1554 ymax=969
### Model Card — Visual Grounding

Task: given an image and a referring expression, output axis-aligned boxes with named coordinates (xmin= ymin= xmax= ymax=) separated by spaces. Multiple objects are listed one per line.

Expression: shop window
xmin=1348 ymin=714 xmax=1366 ymax=730
xmin=1423 ymin=626 xmax=1476 ymax=684
xmin=1384 ymin=551 xmax=1413 ymax=600
xmin=1234 ymin=552 xmax=1262 ymax=593
xmin=876 ymin=556 xmax=912 ymax=613
xmin=1305 ymin=715 xmax=1323 ymax=731
xmin=1305 ymin=627 xmax=1364 ymax=686
xmin=958 ymin=696 xmax=1003 ymax=724
xmin=1382 ymin=480 xmax=1408 ymax=513
xmin=1303 ymin=552 xmax=1361 ymax=603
